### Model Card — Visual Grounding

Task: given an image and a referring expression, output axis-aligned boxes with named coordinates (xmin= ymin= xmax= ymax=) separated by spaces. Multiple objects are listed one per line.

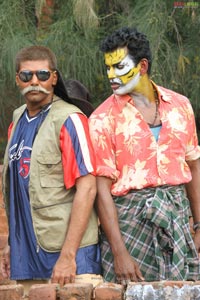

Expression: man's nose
xmin=30 ymin=73 xmax=39 ymax=84
xmin=107 ymin=67 xmax=116 ymax=79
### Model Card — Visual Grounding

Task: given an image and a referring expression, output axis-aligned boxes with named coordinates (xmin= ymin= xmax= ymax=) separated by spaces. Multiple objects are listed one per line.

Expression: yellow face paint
xmin=105 ymin=48 xmax=128 ymax=66
xmin=117 ymin=63 xmax=141 ymax=85
xmin=133 ymin=73 xmax=156 ymax=102
xmin=104 ymin=47 xmax=141 ymax=95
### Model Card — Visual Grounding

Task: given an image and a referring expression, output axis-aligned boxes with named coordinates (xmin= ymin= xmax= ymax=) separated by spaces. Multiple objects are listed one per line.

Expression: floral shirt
xmin=89 ymin=83 xmax=200 ymax=196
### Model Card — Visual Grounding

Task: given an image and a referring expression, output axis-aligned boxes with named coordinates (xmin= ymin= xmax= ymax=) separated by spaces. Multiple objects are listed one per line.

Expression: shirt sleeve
xmin=89 ymin=112 xmax=120 ymax=182
xmin=60 ymin=113 xmax=96 ymax=189
xmin=185 ymin=100 xmax=200 ymax=161
xmin=8 ymin=122 xmax=14 ymax=140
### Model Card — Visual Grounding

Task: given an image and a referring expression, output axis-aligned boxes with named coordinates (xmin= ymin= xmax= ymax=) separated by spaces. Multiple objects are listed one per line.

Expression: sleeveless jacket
xmin=2 ymin=96 xmax=98 ymax=252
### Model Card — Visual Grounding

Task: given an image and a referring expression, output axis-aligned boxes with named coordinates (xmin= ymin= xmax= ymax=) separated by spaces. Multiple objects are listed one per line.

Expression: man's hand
xmin=114 ymin=249 xmax=144 ymax=284
xmin=193 ymin=230 xmax=200 ymax=256
xmin=51 ymin=254 xmax=77 ymax=286
xmin=0 ymin=243 xmax=10 ymax=279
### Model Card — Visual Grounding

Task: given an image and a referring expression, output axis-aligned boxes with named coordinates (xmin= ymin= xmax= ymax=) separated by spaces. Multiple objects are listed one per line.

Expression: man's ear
xmin=52 ymin=71 xmax=58 ymax=86
xmin=139 ymin=58 xmax=149 ymax=75
xmin=15 ymin=74 xmax=20 ymax=86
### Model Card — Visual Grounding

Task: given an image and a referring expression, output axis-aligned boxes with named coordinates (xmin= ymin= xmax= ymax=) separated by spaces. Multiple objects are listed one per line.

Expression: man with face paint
xmin=1 ymin=45 xmax=101 ymax=293
xmin=89 ymin=27 xmax=200 ymax=283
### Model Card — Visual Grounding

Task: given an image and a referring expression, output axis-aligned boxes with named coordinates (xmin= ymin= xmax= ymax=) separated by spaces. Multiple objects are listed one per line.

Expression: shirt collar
xmin=114 ymin=93 xmax=134 ymax=110
xmin=151 ymin=81 xmax=172 ymax=103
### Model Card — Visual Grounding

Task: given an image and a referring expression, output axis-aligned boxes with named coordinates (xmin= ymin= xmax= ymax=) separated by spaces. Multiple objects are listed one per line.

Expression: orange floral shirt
xmin=89 ymin=83 xmax=200 ymax=196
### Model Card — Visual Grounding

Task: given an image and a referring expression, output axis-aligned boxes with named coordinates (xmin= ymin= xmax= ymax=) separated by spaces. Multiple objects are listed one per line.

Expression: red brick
xmin=0 ymin=284 xmax=23 ymax=300
xmin=29 ymin=283 xmax=58 ymax=300
xmin=0 ymin=235 xmax=9 ymax=282
xmin=0 ymin=279 xmax=16 ymax=285
xmin=59 ymin=283 xmax=93 ymax=300
xmin=0 ymin=209 xmax=5 ymax=216
xmin=0 ymin=169 xmax=8 ymax=236
xmin=0 ymin=171 xmax=8 ymax=235
xmin=95 ymin=282 xmax=124 ymax=300
xmin=0 ymin=235 xmax=8 ymax=250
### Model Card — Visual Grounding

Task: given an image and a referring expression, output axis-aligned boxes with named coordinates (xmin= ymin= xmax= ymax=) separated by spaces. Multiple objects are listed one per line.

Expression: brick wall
xmin=0 ymin=165 xmax=9 ymax=284
xmin=0 ymin=165 xmax=8 ymax=236
xmin=0 ymin=281 xmax=200 ymax=299
xmin=1 ymin=165 xmax=200 ymax=299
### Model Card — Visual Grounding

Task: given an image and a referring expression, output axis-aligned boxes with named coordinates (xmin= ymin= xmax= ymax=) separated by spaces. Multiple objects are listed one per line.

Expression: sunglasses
xmin=17 ymin=70 xmax=56 ymax=82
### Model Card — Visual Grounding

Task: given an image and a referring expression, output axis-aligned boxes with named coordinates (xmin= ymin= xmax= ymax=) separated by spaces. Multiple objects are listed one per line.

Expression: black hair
xmin=100 ymin=27 xmax=152 ymax=74
xmin=15 ymin=45 xmax=57 ymax=72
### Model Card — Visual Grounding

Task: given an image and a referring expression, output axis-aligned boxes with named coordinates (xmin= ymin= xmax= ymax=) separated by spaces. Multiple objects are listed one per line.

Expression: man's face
xmin=16 ymin=60 xmax=57 ymax=106
xmin=105 ymin=47 xmax=141 ymax=95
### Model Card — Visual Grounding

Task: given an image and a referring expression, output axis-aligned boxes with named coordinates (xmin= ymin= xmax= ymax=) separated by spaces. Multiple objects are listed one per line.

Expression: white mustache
xmin=21 ymin=85 xmax=51 ymax=96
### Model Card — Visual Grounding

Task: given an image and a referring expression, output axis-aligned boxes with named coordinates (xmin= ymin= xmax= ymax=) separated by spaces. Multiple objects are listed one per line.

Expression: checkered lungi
xmin=100 ymin=185 xmax=200 ymax=282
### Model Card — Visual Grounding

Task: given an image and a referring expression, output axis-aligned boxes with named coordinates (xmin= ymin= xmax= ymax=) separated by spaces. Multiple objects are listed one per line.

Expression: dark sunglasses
xmin=17 ymin=70 xmax=56 ymax=82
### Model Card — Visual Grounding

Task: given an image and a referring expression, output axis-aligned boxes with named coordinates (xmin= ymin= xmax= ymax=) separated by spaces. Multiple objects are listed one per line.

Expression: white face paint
xmin=112 ymin=72 xmax=141 ymax=95
xmin=113 ymin=54 xmax=135 ymax=77
xmin=105 ymin=48 xmax=141 ymax=95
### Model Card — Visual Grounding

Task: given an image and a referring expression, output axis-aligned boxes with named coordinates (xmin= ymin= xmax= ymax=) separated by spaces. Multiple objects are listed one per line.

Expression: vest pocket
xmin=37 ymin=154 xmax=64 ymax=187
xmin=33 ymin=201 xmax=72 ymax=251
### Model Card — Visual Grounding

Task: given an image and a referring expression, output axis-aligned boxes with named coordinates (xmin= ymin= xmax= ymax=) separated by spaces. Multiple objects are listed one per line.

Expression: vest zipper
xmin=36 ymin=244 xmax=40 ymax=253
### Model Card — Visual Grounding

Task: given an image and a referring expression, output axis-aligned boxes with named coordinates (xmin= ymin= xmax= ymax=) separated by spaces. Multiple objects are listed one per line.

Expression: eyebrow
xmin=105 ymin=61 xmax=125 ymax=68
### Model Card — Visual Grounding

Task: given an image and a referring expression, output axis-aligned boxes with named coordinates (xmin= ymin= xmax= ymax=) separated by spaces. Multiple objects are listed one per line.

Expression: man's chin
xmin=113 ymin=84 xmax=136 ymax=95
xmin=113 ymin=88 xmax=127 ymax=95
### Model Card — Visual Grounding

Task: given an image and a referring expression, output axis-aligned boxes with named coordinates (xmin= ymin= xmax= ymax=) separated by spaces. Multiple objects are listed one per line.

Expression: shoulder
xmin=66 ymin=112 xmax=87 ymax=125
xmin=90 ymin=94 xmax=118 ymax=118
xmin=51 ymin=98 xmax=84 ymax=124
xmin=13 ymin=104 xmax=27 ymax=114
xmin=158 ymin=85 xmax=190 ymax=105
xmin=157 ymin=85 xmax=195 ymax=118
xmin=63 ymin=113 xmax=88 ymax=133
xmin=53 ymin=97 xmax=83 ymax=113
xmin=13 ymin=104 xmax=26 ymax=121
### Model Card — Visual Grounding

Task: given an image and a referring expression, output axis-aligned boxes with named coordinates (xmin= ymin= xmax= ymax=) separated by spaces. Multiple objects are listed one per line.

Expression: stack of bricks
xmin=0 ymin=164 xmax=9 ymax=284
xmin=1 ymin=281 xmax=200 ymax=299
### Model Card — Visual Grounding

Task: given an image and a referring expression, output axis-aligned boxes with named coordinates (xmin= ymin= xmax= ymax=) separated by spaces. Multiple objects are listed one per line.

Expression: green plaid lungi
xmin=100 ymin=185 xmax=200 ymax=282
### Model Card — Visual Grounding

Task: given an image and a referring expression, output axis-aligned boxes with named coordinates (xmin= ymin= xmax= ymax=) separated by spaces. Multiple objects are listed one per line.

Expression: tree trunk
xmin=36 ymin=0 xmax=55 ymax=30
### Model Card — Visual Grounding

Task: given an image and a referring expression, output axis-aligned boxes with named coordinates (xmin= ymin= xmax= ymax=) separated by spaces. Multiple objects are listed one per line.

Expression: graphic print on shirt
xmin=9 ymin=141 xmax=31 ymax=178
xmin=9 ymin=109 xmax=50 ymax=179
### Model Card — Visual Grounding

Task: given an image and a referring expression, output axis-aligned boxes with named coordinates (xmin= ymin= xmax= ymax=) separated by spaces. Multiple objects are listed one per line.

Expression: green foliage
xmin=0 ymin=137 xmax=6 ymax=163
xmin=39 ymin=0 xmax=109 ymax=104
xmin=0 ymin=0 xmax=200 ymax=162
xmin=0 ymin=0 xmax=36 ymax=136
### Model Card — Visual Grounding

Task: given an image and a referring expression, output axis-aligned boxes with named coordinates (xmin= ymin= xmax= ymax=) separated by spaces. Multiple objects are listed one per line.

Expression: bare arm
xmin=185 ymin=158 xmax=200 ymax=252
xmin=51 ymin=173 xmax=96 ymax=286
xmin=96 ymin=176 xmax=144 ymax=283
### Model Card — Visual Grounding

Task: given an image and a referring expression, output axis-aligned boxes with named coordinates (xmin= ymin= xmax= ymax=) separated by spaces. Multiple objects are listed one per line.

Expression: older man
xmin=1 ymin=45 xmax=101 ymax=289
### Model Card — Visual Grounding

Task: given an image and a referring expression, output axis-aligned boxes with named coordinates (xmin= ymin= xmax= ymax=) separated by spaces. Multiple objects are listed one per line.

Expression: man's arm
xmin=96 ymin=176 xmax=144 ymax=283
xmin=51 ymin=173 xmax=96 ymax=286
xmin=185 ymin=158 xmax=200 ymax=252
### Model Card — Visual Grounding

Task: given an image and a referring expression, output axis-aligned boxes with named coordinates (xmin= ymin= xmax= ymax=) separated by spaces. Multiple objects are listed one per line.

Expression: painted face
xmin=105 ymin=48 xmax=141 ymax=95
